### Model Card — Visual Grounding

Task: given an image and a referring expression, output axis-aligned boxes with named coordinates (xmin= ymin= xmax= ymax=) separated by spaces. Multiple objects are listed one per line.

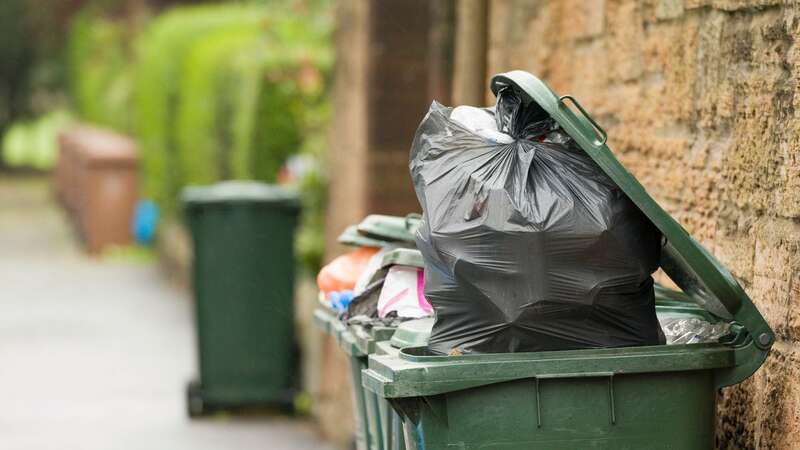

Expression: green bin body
xmin=341 ymin=328 xmax=382 ymax=450
xmin=182 ymin=182 xmax=300 ymax=415
xmin=365 ymin=302 xmax=766 ymax=450
xmin=362 ymin=72 xmax=774 ymax=449
xmin=373 ymin=319 xmax=433 ymax=450
xmin=314 ymin=303 xmax=374 ymax=450
xmin=317 ymin=234 xmax=421 ymax=450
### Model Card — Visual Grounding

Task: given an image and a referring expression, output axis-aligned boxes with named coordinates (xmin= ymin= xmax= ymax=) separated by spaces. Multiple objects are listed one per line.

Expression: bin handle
xmin=559 ymin=95 xmax=608 ymax=146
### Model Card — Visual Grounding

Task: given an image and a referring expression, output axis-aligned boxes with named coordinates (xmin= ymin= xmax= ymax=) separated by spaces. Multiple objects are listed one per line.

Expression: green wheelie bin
xmin=314 ymin=217 xmax=420 ymax=450
xmin=372 ymin=318 xmax=434 ymax=450
xmin=182 ymin=181 xmax=300 ymax=416
xmin=342 ymin=248 xmax=426 ymax=450
xmin=311 ymin=225 xmax=378 ymax=336
xmin=361 ymin=71 xmax=774 ymax=449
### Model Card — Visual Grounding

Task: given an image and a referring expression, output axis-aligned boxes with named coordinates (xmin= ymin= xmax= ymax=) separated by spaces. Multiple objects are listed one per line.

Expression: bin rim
xmin=349 ymin=323 xmax=397 ymax=355
xmin=389 ymin=317 xmax=434 ymax=349
xmin=340 ymin=329 xmax=366 ymax=357
xmin=489 ymin=71 xmax=773 ymax=360
xmin=180 ymin=181 xmax=300 ymax=209
xmin=364 ymin=333 xmax=766 ymax=398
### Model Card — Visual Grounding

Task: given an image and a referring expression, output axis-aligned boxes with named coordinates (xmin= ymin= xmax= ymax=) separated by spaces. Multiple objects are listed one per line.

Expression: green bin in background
xmin=182 ymin=181 xmax=300 ymax=417
xmin=362 ymin=72 xmax=774 ymax=449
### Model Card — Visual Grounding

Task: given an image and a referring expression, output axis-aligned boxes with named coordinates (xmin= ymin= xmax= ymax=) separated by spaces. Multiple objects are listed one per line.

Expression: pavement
xmin=0 ymin=175 xmax=335 ymax=450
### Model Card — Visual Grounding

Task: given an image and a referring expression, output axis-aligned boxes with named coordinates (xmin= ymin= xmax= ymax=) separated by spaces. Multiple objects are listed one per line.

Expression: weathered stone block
xmin=752 ymin=218 xmax=800 ymax=339
xmin=655 ymin=0 xmax=684 ymax=20
xmin=605 ymin=0 xmax=645 ymax=82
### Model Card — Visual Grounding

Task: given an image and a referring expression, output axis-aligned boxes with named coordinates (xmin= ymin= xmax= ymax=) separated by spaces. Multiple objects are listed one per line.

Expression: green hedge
xmin=66 ymin=2 xmax=333 ymax=271
xmin=174 ymin=25 xmax=264 ymax=186
xmin=133 ymin=4 xmax=270 ymax=210
xmin=66 ymin=11 xmax=132 ymax=132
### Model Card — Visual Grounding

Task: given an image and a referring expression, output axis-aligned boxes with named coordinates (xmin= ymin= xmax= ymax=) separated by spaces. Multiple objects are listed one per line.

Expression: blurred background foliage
xmin=0 ymin=0 xmax=333 ymax=273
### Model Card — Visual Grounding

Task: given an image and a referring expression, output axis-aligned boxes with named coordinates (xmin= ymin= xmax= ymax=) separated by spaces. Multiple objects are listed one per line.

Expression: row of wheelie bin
xmin=314 ymin=214 xmax=431 ymax=450
xmin=314 ymin=71 xmax=774 ymax=450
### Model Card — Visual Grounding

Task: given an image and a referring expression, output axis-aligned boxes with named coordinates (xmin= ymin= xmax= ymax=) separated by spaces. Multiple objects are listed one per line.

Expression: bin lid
xmin=180 ymin=181 xmax=300 ymax=209
xmin=351 ymin=323 xmax=397 ymax=355
xmin=390 ymin=317 xmax=434 ymax=349
xmin=357 ymin=214 xmax=421 ymax=243
xmin=380 ymin=248 xmax=424 ymax=270
xmin=337 ymin=225 xmax=390 ymax=248
xmin=489 ymin=71 xmax=774 ymax=352
xmin=66 ymin=126 xmax=138 ymax=168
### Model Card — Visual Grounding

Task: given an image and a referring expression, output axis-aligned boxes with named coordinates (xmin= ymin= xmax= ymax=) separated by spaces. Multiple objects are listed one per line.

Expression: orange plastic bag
xmin=317 ymin=247 xmax=379 ymax=299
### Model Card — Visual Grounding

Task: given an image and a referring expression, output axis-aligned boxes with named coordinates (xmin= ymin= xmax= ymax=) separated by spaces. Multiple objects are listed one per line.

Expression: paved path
xmin=0 ymin=176 xmax=334 ymax=450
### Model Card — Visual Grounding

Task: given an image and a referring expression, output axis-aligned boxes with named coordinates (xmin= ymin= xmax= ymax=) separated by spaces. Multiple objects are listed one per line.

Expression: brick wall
xmin=486 ymin=1 xmax=799 ymax=448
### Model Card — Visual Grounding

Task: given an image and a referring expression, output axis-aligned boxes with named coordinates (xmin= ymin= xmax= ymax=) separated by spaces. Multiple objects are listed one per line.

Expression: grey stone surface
xmin=0 ymin=176 xmax=334 ymax=450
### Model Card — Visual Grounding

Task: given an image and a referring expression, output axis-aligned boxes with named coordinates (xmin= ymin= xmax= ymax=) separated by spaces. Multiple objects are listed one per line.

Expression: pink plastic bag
xmin=377 ymin=266 xmax=432 ymax=319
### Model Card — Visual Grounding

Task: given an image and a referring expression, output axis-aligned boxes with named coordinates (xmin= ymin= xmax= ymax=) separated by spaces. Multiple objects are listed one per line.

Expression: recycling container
xmin=340 ymin=327 xmax=384 ymax=450
xmin=343 ymin=319 xmax=428 ymax=450
xmin=314 ymin=215 xmax=422 ymax=448
xmin=372 ymin=318 xmax=433 ymax=450
xmin=313 ymin=299 xmax=338 ymax=335
xmin=313 ymin=224 xmax=380 ymax=450
xmin=362 ymin=71 xmax=774 ymax=450
xmin=59 ymin=126 xmax=139 ymax=254
xmin=182 ymin=181 xmax=300 ymax=416
xmin=338 ymin=248 xmax=426 ymax=450
xmin=316 ymin=243 xmax=425 ymax=450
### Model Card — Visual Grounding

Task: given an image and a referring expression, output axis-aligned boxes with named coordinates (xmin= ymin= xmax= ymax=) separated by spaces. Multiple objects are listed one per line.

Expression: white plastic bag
xmin=659 ymin=317 xmax=730 ymax=345
xmin=377 ymin=266 xmax=432 ymax=319
xmin=450 ymin=105 xmax=515 ymax=144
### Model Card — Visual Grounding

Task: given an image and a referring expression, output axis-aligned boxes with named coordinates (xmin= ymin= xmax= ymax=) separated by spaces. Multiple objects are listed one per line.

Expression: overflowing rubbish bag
xmin=410 ymin=84 xmax=664 ymax=355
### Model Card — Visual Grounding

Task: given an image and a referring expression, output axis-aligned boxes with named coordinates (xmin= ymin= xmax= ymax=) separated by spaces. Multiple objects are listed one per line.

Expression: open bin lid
xmin=489 ymin=71 xmax=773 ymax=366
xmin=357 ymin=214 xmax=421 ymax=243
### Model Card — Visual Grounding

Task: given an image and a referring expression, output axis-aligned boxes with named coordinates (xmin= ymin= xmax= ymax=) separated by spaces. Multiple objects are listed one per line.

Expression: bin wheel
xmin=186 ymin=381 xmax=206 ymax=418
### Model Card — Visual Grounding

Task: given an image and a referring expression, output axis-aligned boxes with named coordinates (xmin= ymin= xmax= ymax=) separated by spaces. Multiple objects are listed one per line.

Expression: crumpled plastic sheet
xmin=659 ymin=317 xmax=730 ymax=345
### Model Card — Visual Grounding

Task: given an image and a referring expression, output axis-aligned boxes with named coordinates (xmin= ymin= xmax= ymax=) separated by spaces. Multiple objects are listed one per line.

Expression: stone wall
xmin=486 ymin=1 xmax=799 ymax=448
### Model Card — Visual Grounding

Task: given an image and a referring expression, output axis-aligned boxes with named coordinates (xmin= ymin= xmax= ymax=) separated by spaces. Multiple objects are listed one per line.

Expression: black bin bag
xmin=410 ymin=85 xmax=664 ymax=355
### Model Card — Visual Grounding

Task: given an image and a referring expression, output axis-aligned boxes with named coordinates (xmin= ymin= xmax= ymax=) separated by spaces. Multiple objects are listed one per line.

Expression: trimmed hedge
xmin=66 ymin=2 xmax=333 ymax=272
xmin=66 ymin=11 xmax=131 ymax=132
xmin=133 ymin=4 xmax=269 ymax=210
